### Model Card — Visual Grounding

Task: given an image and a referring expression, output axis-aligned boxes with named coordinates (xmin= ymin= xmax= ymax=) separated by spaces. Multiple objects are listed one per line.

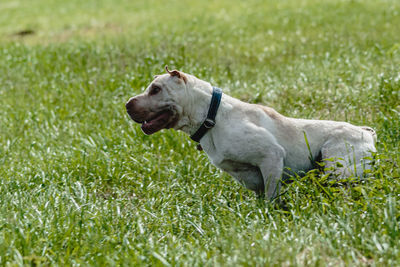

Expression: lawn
xmin=0 ymin=0 xmax=399 ymax=265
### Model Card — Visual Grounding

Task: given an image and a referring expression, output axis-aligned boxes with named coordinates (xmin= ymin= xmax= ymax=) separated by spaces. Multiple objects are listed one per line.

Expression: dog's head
xmin=125 ymin=66 xmax=188 ymax=135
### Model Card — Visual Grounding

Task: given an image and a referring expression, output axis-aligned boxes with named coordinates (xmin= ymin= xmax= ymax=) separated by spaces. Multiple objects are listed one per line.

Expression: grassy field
xmin=0 ymin=0 xmax=399 ymax=265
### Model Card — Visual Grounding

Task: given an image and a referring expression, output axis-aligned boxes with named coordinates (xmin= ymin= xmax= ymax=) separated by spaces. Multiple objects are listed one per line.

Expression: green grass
xmin=1 ymin=0 xmax=400 ymax=265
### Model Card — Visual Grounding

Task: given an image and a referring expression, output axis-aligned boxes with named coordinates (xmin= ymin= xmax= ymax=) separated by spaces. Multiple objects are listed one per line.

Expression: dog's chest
xmin=202 ymin=142 xmax=252 ymax=172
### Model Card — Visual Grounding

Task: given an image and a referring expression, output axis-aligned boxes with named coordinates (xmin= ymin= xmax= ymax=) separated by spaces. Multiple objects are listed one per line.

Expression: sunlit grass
xmin=0 ymin=0 xmax=399 ymax=265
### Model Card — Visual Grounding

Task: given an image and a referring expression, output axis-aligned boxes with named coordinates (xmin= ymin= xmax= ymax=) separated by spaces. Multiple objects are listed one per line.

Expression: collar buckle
xmin=203 ymin=118 xmax=216 ymax=129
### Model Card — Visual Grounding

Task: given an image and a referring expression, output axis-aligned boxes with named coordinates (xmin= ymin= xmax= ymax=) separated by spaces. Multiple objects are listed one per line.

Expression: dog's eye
xmin=150 ymin=86 xmax=161 ymax=95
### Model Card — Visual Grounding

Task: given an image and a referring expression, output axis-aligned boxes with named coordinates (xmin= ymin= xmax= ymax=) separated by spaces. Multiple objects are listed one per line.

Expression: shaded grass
xmin=0 ymin=0 xmax=399 ymax=265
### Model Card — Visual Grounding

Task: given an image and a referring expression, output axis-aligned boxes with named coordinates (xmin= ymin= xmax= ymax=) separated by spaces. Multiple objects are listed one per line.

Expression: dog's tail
xmin=360 ymin=126 xmax=377 ymax=143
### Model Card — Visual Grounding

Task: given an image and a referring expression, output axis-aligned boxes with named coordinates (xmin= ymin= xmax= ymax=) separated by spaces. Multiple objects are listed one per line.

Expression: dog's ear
xmin=165 ymin=66 xmax=187 ymax=84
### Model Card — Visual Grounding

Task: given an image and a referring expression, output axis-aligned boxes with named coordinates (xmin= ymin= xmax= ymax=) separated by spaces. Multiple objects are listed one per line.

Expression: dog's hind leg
xmin=321 ymin=138 xmax=375 ymax=179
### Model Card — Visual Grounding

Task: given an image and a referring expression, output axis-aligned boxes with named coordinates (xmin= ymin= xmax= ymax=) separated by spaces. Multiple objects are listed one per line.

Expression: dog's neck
xmin=173 ymin=74 xmax=216 ymax=136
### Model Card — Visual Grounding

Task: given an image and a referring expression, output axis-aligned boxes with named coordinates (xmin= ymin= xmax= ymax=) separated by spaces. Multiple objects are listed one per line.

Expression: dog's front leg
xmin=258 ymin=149 xmax=285 ymax=200
xmin=221 ymin=166 xmax=265 ymax=197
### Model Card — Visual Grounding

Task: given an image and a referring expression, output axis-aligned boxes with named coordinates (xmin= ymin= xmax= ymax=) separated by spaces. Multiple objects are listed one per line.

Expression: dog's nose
xmin=125 ymin=98 xmax=137 ymax=111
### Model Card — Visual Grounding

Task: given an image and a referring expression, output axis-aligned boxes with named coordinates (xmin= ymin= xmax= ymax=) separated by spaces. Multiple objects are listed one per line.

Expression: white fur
xmin=129 ymin=71 xmax=377 ymax=200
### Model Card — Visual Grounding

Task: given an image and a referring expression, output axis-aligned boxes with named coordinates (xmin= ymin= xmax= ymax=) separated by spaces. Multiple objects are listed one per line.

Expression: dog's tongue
xmin=141 ymin=112 xmax=171 ymax=135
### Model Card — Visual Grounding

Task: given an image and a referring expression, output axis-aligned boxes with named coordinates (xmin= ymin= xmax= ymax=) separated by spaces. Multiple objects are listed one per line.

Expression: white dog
xmin=126 ymin=67 xmax=376 ymax=200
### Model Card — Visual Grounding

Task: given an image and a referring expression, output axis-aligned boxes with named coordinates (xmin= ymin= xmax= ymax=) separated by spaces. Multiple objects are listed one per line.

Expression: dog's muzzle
xmin=125 ymin=97 xmax=179 ymax=135
xmin=125 ymin=98 xmax=142 ymax=123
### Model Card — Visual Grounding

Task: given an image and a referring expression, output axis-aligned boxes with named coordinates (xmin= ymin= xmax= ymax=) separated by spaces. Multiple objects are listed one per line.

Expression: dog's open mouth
xmin=140 ymin=109 xmax=176 ymax=135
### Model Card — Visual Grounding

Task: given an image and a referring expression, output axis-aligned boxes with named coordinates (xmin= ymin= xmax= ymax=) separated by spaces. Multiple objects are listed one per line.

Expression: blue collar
xmin=190 ymin=87 xmax=222 ymax=142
